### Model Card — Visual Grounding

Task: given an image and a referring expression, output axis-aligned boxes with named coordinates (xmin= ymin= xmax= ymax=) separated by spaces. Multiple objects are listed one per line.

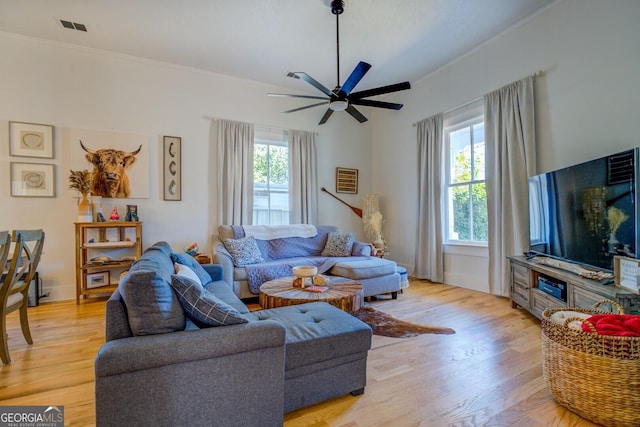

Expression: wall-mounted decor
xmin=10 ymin=162 xmax=56 ymax=197
xmin=86 ymin=271 xmax=110 ymax=289
xmin=67 ymin=128 xmax=150 ymax=199
xmin=9 ymin=121 xmax=54 ymax=158
xmin=336 ymin=167 xmax=358 ymax=194
xmin=163 ymin=136 xmax=181 ymax=201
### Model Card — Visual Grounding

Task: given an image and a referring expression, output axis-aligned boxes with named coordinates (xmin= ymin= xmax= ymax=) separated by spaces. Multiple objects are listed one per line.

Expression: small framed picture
xmin=163 ymin=136 xmax=181 ymax=201
xmin=336 ymin=167 xmax=358 ymax=194
xmin=614 ymin=255 xmax=640 ymax=293
xmin=86 ymin=271 xmax=110 ymax=289
xmin=10 ymin=162 xmax=56 ymax=197
xmin=9 ymin=121 xmax=54 ymax=158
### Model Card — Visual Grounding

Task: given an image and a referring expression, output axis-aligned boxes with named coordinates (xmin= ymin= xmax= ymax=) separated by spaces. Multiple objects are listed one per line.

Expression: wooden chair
xmin=0 ymin=229 xmax=44 ymax=365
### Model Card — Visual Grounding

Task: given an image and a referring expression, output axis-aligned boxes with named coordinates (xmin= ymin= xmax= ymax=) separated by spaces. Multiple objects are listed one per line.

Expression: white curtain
xmin=216 ymin=119 xmax=254 ymax=225
xmin=485 ymin=76 xmax=536 ymax=296
xmin=288 ymin=130 xmax=318 ymax=224
xmin=414 ymin=114 xmax=444 ymax=282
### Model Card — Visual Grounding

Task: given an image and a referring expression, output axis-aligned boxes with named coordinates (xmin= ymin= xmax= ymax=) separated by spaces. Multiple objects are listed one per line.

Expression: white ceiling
xmin=0 ymin=0 xmax=556 ymax=94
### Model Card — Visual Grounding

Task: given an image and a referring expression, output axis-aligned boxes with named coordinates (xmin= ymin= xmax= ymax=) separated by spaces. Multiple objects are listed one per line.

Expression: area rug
xmin=353 ymin=307 xmax=455 ymax=338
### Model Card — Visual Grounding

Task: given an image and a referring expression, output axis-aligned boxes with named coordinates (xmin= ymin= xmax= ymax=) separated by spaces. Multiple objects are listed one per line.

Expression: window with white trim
xmin=444 ymin=101 xmax=487 ymax=244
xmin=253 ymin=128 xmax=289 ymax=225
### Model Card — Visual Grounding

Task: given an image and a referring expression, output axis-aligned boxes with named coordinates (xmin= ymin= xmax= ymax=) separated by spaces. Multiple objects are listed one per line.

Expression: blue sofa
xmin=214 ymin=224 xmax=401 ymax=299
xmin=95 ymin=241 xmax=372 ymax=427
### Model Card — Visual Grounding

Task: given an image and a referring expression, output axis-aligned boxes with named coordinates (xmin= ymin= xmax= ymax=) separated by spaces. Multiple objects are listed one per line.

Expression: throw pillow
xmin=222 ymin=236 xmax=264 ymax=266
xmin=170 ymin=274 xmax=248 ymax=327
xmin=174 ymin=262 xmax=202 ymax=285
xmin=321 ymin=231 xmax=356 ymax=257
xmin=170 ymin=252 xmax=212 ymax=285
xmin=119 ymin=270 xmax=186 ymax=336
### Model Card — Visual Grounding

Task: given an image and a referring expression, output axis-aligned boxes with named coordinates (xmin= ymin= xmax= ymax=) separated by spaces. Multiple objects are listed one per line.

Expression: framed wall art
xmin=336 ymin=167 xmax=358 ymax=194
xmin=86 ymin=271 xmax=110 ymax=289
xmin=163 ymin=136 xmax=181 ymax=201
xmin=9 ymin=121 xmax=54 ymax=158
xmin=10 ymin=162 xmax=56 ymax=197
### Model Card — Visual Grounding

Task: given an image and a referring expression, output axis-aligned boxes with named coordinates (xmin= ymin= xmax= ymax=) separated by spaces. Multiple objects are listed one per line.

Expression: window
xmin=445 ymin=103 xmax=487 ymax=244
xmin=253 ymin=129 xmax=289 ymax=225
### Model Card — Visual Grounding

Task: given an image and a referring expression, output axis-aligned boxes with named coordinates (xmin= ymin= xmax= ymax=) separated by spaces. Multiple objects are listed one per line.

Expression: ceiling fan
xmin=268 ymin=0 xmax=411 ymax=125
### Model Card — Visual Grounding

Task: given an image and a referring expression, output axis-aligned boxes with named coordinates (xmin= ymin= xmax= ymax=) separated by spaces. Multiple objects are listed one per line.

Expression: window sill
xmin=444 ymin=243 xmax=488 ymax=258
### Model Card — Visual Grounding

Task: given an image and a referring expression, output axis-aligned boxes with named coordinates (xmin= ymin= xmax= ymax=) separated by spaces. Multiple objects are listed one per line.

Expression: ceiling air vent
xmin=59 ymin=19 xmax=87 ymax=32
xmin=607 ymin=150 xmax=635 ymax=185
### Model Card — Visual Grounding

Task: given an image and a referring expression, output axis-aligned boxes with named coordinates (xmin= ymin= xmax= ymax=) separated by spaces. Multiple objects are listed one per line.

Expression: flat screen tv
xmin=528 ymin=148 xmax=640 ymax=272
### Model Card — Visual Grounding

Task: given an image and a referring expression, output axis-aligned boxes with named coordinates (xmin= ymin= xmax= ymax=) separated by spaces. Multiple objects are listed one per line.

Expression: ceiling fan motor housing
xmin=331 ymin=0 xmax=344 ymax=15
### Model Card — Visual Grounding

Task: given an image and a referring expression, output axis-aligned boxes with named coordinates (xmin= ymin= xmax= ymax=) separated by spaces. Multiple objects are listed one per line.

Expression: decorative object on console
xmin=163 ymin=135 xmax=181 ymax=201
xmin=607 ymin=206 xmax=629 ymax=254
xmin=69 ymin=169 xmax=93 ymax=220
xmin=109 ymin=207 xmax=119 ymax=221
xmin=362 ymin=193 xmax=385 ymax=251
xmin=9 ymin=121 xmax=54 ymax=158
xmin=184 ymin=243 xmax=199 ymax=256
xmin=532 ymin=256 xmax=613 ymax=281
xmin=292 ymin=265 xmax=317 ymax=288
xmin=125 ymin=205 xmax=139 ymax=222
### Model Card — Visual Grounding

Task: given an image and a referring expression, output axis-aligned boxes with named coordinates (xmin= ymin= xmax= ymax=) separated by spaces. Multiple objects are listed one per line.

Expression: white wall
xmin=0 ymin=34 xmax=372 ymax=301
xmin=371 ymin=0 xmax=640 ymax=292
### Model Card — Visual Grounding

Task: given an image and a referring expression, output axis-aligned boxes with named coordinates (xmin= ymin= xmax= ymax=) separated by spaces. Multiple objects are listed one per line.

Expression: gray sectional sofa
xmin=95 ymin=241 xmax=372 ymax=427
xmin=214 ymin=224 xmax=401 ymax=299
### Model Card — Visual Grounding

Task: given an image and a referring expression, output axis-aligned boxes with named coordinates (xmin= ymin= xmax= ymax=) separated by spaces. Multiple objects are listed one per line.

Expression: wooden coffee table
xmin=259 ymin=276 xmax=363 ymax=314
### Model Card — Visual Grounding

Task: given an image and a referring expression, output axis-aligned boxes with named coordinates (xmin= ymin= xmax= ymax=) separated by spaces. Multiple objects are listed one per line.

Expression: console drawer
xmin=532 ymin=289 xmax=566 ymax=319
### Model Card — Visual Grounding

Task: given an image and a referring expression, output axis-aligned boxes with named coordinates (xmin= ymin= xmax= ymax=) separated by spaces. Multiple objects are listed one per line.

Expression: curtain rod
xmin=206 ymin=116 xmax=318 ymax=135
xmin=412 ymin=69 xmax=544 ymax=127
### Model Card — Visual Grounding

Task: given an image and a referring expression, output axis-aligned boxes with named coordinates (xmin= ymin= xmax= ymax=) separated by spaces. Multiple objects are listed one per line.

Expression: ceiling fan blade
xmin=287 ymin=72 xmax=335 ymax=98
xmin=338 ymin=61 xmax=372 ymax=97
xmin=318 ymin=108 xmax=334 ymax=125
xmin=282 ymin=102 xmax=329 ymax=114
xmin=350 ymin=81 xmax=411 ymax=99
xmin=349 ymin=99 xmax=404 ymax=110
xmin=346 ymin=105 xmax=368 ymax=123
xmin=268 ymin=93 xmax=329 ymax=100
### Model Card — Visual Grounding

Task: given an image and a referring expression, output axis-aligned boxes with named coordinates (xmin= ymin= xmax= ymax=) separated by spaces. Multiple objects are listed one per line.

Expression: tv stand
xmin=508 ymin=255 xmax=640 ymax=319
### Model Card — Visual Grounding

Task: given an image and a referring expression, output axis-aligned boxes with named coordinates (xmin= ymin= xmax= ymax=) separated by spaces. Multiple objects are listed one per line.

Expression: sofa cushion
xmin=330 ymin=258 xmax=397 ymax=280
xmin=321 ymin=231 xmax=355 ymax=257
xmin=119 ymin=270 xmax=186 ymax=336
xmin=170 ymin=274 xmax=248 ymax=327
xmin=223 ymin=236 xmax=264 ymax=266
xmin=171 ymin=252 xmax=212 ymax=285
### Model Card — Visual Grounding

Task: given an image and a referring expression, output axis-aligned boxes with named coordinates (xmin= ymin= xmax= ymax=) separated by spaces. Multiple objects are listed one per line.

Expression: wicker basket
xmin=542 ymin=300 xmax=640 ymax=427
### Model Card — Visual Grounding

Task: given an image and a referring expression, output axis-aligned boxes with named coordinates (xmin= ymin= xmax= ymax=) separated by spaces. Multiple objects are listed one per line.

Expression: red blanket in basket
xmin=581 ymin=314 xmax=640 ymax=337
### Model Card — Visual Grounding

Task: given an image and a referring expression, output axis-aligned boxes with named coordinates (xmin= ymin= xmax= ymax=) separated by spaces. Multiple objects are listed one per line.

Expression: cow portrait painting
xmin=68 ymin=128 xmax=149 ymax=199
xmin=79 ymin=140 xmax=142 ymax=198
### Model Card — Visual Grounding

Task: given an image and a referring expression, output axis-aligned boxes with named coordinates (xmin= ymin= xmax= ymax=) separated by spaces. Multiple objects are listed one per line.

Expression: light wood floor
xmin=0 ymin=280 xmax=598 ymax=426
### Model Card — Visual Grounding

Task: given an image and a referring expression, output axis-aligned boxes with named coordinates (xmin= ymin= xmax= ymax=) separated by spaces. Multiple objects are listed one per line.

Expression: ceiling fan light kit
xmin=269 ymin=0 xmax=411 ymax=125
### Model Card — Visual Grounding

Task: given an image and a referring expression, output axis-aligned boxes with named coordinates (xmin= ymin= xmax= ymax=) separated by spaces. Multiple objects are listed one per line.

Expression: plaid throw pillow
xmin=321 ymin=231 xmax=356 ymax=257
xmin=170 ymin=274 xmax=248 ymax=327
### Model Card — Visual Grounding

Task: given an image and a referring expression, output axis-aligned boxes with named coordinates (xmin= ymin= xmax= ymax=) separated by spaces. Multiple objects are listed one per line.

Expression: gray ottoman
xmin=248 ymin=302 xmax=372 ymax=413
xmin=330 ymin=257 xmax=401 ymax=298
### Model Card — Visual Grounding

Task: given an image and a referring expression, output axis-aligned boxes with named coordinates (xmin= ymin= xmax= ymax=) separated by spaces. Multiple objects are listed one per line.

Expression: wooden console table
xmin=259 ymin=277 xmax=363 ymax=313
xmin=509 ymin=255 xmax=640 ymax=319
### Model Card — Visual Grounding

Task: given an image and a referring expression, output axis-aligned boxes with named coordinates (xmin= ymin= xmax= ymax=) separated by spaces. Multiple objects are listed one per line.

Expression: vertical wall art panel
xmin=163 ymin=136 xmax=181 ymax=201
xmin=336 ymin=167 xmax=358 ymax=194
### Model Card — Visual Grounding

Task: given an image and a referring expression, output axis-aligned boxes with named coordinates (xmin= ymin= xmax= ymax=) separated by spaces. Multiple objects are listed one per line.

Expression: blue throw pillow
xmin=222 ymin=236 xmax=264 ymax=266
xmin=170 ymin=274 xmax=248 ymax=327
xmin=171 ymin=252 xmax=212 ymax=285
xmin=321 ymin=231 xmax=356 ymax=257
